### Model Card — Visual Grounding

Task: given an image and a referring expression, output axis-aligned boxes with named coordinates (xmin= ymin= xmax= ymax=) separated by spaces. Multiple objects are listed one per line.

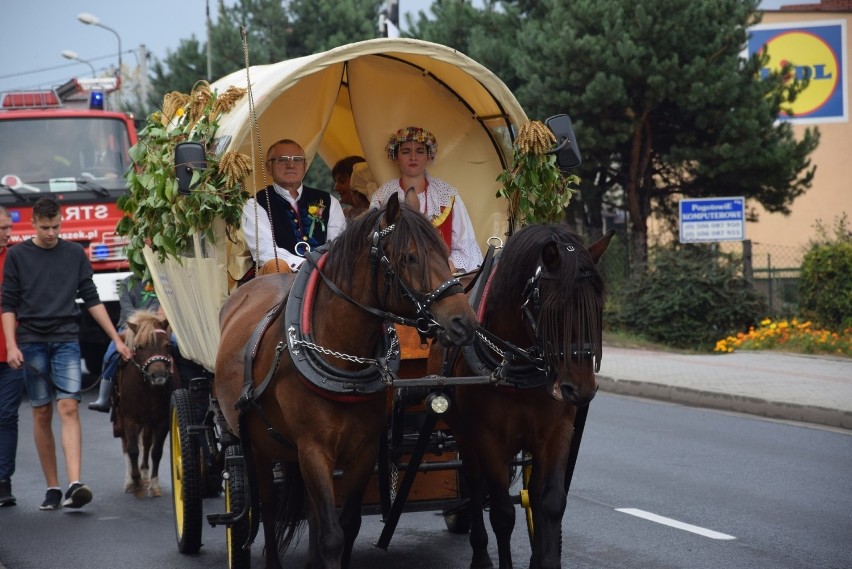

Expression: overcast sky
xmin=1 ymin=0 xmax=815 ymax=93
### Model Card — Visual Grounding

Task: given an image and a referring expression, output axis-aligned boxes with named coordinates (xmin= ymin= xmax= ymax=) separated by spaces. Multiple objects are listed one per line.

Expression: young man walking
xmin=1 ymin=198 xmax=131 ymax=510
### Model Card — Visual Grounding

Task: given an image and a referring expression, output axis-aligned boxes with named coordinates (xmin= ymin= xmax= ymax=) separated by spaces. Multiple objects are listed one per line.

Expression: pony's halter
xmin=127 ymin=329 xmax=173 ymax=384
xmin=367 ymin=222 xmax=464 ymax=338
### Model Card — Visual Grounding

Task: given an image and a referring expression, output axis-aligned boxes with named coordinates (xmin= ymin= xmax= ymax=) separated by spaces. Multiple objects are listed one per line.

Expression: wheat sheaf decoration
xmin=497 ymin=120 xmax=579 ymax=228
xmin=116 ymin=82 xmax=252 ymax=278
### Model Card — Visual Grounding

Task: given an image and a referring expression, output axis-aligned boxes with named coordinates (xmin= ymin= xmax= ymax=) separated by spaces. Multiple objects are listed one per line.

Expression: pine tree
xmin=412 ymin=0 xmax=818 ymax=269
xmin=511 ymin=0 xmax=818 ymax=266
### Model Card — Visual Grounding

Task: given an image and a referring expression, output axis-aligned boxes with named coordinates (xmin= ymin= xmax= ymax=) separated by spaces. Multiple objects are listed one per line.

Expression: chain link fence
xmin=597 ymin=232 xmax=805 ymax=320
xmin=740 ymin=241 xmax=805 ymax=319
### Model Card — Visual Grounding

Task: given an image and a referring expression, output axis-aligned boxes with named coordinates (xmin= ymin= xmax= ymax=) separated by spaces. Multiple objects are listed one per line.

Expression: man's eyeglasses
xmin=269 ymin=155 xmax=306 ymax=165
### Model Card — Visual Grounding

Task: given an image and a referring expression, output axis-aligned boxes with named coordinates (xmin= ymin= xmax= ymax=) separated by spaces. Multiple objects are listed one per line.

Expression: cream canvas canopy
xmin=213 ymin=37 xmax=528 ymax=241
xmin=146 ymin=38 xmax=529 ymax=371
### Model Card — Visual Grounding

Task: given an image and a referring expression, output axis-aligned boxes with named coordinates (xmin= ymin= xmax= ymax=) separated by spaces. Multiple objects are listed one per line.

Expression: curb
xmin=596 ymin=375 xmax=852 ymax=431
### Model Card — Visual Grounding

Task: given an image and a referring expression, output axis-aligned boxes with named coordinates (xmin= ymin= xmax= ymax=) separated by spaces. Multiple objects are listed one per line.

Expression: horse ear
xmin=588 ymin=229 xmax=616 ymax=264
xmin=385 ymin=192 xmax=401 ymax=224
xmin=158 ymin=317 xmax=169 ymax=331
xmin=403 ymin=186 xmax=420 ymax=212
xmin=126 ymin=321 xmax=139 ymax=334
xmin=541 ymin=241 xmax=561 ymax=272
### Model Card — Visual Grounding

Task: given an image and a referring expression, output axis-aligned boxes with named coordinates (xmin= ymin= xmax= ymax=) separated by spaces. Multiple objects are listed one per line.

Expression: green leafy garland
xmin=497 ymin=120 xmax=579 ymax=228
xmin=117 ymin=82 xmax=252 ymax=277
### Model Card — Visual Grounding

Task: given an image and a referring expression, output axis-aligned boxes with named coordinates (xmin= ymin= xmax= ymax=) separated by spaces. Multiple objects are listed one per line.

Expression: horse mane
xmin=324 ymin=203 xmax=450 ymax=303
xmin=487 ymin=224 xmax=605 ymax=371
xmin=124 ymin=309 xmax=165 ymax=350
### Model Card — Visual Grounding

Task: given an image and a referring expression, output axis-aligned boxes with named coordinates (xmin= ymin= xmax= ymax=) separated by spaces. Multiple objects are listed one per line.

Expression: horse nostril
xmin=449 ymin=316 xmax=476 ymax=345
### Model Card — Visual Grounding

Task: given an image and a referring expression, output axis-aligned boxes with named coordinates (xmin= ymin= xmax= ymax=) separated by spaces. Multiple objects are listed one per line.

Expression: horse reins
xmin=304 ymin=220 xmax=464 ymax=340
xmin=457 ymin=245 xmax=599 ymax=388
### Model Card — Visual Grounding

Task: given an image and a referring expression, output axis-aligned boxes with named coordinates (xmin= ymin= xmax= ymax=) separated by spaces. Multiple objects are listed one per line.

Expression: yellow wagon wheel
xmin=170 ymin=388 xmax=203 ymax=554
xmin=519 ymin=452 xmax=534 ymax=543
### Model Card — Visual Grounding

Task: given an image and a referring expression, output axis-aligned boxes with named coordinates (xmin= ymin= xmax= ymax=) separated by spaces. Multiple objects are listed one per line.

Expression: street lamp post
xmin=77 ymin=12 xmax=122 ymax=81
xmin=61 ymin=50 xmax=96 ymax=78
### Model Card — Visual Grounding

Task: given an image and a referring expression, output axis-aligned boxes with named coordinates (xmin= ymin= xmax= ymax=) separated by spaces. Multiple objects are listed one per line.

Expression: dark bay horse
xmin=214 ymin=195 xmax=478 ymax=569
xmin=432 ymin=225 xmax=613 ymax=569
xmin=113 ymin=309 xmax=174 ymax=497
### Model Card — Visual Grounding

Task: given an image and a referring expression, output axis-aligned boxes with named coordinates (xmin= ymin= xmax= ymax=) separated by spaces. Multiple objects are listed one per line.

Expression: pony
xmin=214 ymin=194 xmax=479 ymax=569
xmin=113 ymin=309 xmax=174 ymax=497
xmin=432 ymin=225 xmax=613 ymax=569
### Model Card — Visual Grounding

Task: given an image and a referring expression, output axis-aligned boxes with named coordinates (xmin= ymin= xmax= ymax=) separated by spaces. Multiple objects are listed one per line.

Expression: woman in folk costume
xmin=369 ymin=126 xmax=483 ymax=273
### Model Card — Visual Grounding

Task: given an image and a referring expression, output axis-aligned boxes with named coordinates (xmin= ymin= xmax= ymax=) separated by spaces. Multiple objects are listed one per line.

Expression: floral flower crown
xmin=385 ymin=126 xmax=438 ymax=161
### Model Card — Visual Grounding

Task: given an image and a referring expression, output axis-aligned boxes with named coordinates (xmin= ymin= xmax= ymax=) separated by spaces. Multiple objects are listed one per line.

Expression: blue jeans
xmin=0 ymin=363 xmax=25 ymax=480
xmin=20 ymin=342 xmax=82 ymax=407
xmin=101 ymin=339 xmax=120 ymax=381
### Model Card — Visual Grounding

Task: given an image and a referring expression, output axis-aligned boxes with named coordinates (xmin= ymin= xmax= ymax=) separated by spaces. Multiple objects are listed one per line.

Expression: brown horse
xmin=214 ymin=194 xmax=479 ymax=569
xmin=432 ymin=225 xmax=613 ymax=569
xmin=113 ymin=309 xmax=174 ymax=497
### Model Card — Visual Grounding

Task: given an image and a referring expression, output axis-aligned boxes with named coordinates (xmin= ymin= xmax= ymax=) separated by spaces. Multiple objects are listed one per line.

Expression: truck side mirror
xmin=174 ymin=142 xmax=207 ymax=195
xmin=544 ymin=114 xmax=581 ymax=171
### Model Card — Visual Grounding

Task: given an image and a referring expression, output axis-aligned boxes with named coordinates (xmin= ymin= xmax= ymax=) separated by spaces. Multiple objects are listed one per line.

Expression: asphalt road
xmin=1 ymin=391 xmax=850 ymax=569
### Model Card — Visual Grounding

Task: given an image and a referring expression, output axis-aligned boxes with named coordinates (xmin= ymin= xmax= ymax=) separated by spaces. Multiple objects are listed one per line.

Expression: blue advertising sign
xmin=749 ymin=20 xmax=848 ymax=124
xmin=679 ymin=197 xmax=745 ymax=243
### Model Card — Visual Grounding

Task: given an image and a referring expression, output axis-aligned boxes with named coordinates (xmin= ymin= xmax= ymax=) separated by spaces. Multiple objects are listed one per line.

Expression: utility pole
xmin=206 ymin=0 xmax=213 ymax=82
xmin=139 ymin=44 xmax=150 ymax=112
xmin=380 ymin=0 xmax=400 ymax=38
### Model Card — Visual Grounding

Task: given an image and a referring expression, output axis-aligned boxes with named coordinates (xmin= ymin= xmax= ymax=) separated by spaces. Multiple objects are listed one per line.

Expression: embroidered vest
xmin=255 ymin=186 xmax=332 ymax=253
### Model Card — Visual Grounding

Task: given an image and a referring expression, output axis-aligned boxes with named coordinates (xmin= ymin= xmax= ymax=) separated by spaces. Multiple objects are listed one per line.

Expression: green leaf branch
xmin=117 ymin=82 xmax=252 ymax=277
xmin=497 ymin=120 xmax=579 ymax=228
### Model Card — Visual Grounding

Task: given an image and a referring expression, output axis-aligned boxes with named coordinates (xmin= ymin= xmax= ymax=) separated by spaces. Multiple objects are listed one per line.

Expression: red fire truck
xmin=0 ymin=77 xmax=137 ymax=377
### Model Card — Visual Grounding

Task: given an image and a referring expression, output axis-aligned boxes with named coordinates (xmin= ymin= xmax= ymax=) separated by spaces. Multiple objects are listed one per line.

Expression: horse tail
xmin=274 ymin=461 xmax=307 ymax=554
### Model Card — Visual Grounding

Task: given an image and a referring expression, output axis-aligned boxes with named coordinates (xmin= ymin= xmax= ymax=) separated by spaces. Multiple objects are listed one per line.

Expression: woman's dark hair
xmin=331 ymin=155 xmax=365 ymax=179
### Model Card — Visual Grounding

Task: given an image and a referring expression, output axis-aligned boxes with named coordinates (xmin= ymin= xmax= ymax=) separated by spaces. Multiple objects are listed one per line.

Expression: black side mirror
xmin=544 ymin=114 xmax=581 ymax=171
xmin=175 ymin=142 xmax=207 ymax=194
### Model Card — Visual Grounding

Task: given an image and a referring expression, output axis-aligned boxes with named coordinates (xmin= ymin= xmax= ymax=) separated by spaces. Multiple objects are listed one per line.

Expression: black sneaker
xmin=62 ymin=483 xmax=92 ymax=509
xmin=39 ymin=488 xmax=63 ymax=510
xmin=0 ymin=479 xmax=15 ymax=507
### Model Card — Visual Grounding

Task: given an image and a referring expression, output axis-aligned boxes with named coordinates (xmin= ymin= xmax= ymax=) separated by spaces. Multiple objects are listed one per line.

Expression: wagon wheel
xmin=170 ymin=388 xmax=203 ymax=554
xmin=519 ymin=452 xmax=534 ymax=543
xmin=225 ymin=443 xmax=251 ymax=569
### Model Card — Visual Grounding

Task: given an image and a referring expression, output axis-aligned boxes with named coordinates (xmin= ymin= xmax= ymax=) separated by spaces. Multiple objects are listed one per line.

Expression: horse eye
xmin=406 ymin=253 xmax=418 ymax=265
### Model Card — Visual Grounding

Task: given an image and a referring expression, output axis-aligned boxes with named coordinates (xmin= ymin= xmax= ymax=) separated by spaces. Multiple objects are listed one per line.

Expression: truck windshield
xmin=0 ymin=116 xmax=131 ymax=192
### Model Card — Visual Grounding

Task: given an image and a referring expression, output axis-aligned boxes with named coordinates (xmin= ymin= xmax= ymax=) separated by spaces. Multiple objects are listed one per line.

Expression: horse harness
xmin=235 ymin=220 xmax=466 ymax=447
xmin=445 ymin=243 xmax=598 ymax=390
xmin=124 ymin=329 xmax=174 ymax=385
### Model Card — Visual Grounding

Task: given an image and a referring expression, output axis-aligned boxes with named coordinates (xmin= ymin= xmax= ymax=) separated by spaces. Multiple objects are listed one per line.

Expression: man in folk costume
xmin=370 ymin=126 xmax=483 ymax=273
xmin=242 ymin=139 xmax=346 ymax=274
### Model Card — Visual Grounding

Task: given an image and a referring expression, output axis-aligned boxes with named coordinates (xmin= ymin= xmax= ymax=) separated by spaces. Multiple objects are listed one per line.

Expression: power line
xmin=0 ymin=51 xmax=136 ymax=82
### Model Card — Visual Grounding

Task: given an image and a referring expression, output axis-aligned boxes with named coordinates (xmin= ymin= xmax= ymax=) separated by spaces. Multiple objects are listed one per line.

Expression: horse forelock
xmin=488 ymin=225 xmax=604 ymax=369
xmin=124 ymin=309 xmax=167 ymax=350
xmin=325 ymin=205 xmax=449 ymax=302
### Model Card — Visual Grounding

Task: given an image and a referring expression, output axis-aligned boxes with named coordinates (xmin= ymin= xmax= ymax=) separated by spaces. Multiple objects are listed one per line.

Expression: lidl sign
xmin=749 ymin=20 xmax=848 ymax=124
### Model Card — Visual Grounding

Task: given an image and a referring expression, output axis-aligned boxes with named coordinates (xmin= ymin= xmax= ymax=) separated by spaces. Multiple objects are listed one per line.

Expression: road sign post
xmin=679 ymin=197 xmax=745 ymax=243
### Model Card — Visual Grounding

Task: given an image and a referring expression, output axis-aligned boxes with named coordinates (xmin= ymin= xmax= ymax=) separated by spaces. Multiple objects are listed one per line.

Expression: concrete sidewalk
xmin=596 ymin=346 xmax=852 ymax=430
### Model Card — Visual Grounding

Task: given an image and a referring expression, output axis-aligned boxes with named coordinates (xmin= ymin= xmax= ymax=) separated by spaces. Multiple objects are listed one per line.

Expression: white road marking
xmin=615 ymin=508 xmax=736 ymax=540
